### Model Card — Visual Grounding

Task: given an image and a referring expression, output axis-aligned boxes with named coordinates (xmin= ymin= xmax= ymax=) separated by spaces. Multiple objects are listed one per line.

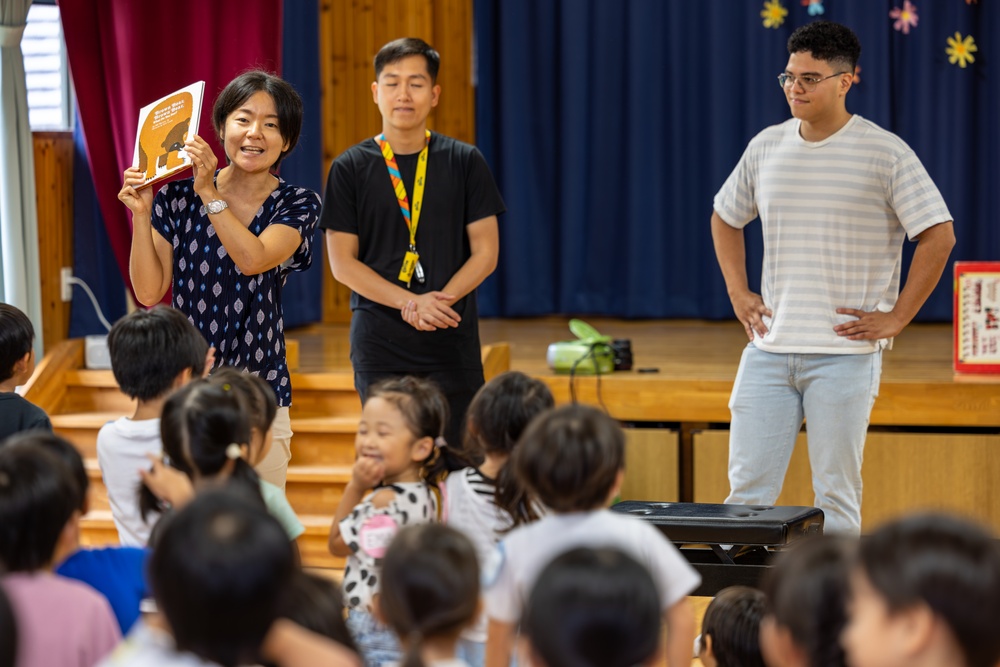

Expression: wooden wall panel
xmin=621 ymin=428 xmax=680 ymax=503
xmin=318 ymin=0 xmax=475 ymax=323
xmin=33 ymin=132 xmax=75 ymax=353
xmin=693 ymin=430 xmax=1000 ymax=534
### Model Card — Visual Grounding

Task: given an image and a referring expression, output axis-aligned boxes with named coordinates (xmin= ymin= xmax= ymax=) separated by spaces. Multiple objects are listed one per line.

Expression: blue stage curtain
xmin=278 ymin=0 xmax=324 ymax=328
xmin=474 ymin=0 xmax=999 ymax=320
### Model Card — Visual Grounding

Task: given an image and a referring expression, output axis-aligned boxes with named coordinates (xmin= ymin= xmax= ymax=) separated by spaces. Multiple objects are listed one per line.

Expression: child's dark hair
xmin=140 ymin=379 xmax=261 ymax=520
xmin=0 ymin=303 xmax=34 ymax=383
xmin=465 ymin=371 xmax=553 ymax=528
xmin=149 ymin=487 xmax=294 ymax=667
xmin=0 ymin=582 xmax=16 ymax=667
xmin=212 ymin=69 xmax=303 ymax=169
xmin=374 ymin=37 xmax=440 ymax=84
xmin=379 ymin=523 xmax=479 ymax=667
xmin=0 ymin=441 xmax=78 ymax=572
xmin=761 ymin=536 xmax=853 ymax=667
xmin=858 ymin=513 xmax=1000 ymax=667
xmin=107 ymin=306 xmax=208 ymax=401
xmin=700 ymin=586 xmax=767 ymax=667
xmin=513 ymin=403 xmax=624 ymax=512
xmin=12 ymin=431 xmax=89 ymax=513
xmin=787 ymin=20 xmax=861 ymax=73
xmin=523 ymin=547 xmax=661 ymax=667
xmin=274 ymin=570 xmax=358 ymax=655
xmin=208 ymin=367 xmax=277 ymax=440
xmin=367 ymin=376 xmax=467 ymax=485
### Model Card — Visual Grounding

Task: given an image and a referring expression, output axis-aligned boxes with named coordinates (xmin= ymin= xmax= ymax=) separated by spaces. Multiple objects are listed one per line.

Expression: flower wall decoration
xmin=946 ymin=32 xmax=977 ymax=68
xmin=890 ymin=1 xmax=919 ymax=34
xmin=761 ymin=0 xmax=788 ymax=29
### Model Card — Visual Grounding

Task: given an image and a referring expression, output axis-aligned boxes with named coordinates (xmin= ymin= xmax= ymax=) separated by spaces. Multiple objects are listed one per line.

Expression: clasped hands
xmin=400 ymin=292 xmax=461 ymax=331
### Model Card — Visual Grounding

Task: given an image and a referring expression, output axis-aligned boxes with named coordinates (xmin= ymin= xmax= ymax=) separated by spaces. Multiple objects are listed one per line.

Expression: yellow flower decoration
xmin=761 ymin=0 xmax=788 ymax=29
xmin=946 ymin=32 xmax=977 ymax=68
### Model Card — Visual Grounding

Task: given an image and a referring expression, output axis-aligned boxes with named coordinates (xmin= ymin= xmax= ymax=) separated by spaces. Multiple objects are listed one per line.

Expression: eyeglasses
xmin=777 ymin=72 xmax=849 ymax=91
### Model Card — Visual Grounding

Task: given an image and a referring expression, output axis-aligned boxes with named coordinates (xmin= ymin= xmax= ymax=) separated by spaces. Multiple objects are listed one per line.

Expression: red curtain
xmin=57 ymin=0 xmax=283 ymax=301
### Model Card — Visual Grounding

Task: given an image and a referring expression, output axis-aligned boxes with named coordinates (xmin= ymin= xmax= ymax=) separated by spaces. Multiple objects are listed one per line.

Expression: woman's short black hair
xmin=513 ymin=403 xmax=625 ymax=512
xmin=700 ymin=586 xmax=767 ymax=667
xmin=761 ymin=536 xmax=853 ymax=667
xmin=0 ymin=442 xmax=79 ymax=572
xmin=523 ymin=547 xmax=661 ymax=667
xmin=212 ymin=69 xmax=303 ymax=170
xmin=148 ymin=487 xmax=294 ymax=667
xmin=0 ymin=303 xmax=34 ymax=383
xmin=859 ymin=513 xmax=1000 ymax=667
xmin=107 ymin=306 xmax=208 ymax=402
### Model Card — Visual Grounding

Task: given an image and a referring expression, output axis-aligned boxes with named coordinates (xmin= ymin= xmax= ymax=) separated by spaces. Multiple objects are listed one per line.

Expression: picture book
xmin=132 ymin=80 xmax=205 ymax=189
xmin=954 ymin=261 xmax=1000 ymax=374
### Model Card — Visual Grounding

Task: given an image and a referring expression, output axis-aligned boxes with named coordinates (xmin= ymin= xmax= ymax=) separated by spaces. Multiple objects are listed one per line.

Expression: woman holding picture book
xmin=118 ymin=70 xmax=321 ymax=490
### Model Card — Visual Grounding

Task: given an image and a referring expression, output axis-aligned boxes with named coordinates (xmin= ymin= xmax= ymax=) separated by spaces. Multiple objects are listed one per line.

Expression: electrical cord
xmin=67 ymin=276 xmax=113 ymax=332
xmin=568 ymin=342 xmax=610 ymax=413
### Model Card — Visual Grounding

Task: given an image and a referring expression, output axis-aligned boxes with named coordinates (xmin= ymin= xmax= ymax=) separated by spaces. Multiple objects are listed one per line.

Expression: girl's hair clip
xmin=225 ymin=443 xmax=242 ymax=460
xmin=222 ymin=383 xmax=232 ymax=392
xmin=434 ymin=436 xmax=447 ymax=448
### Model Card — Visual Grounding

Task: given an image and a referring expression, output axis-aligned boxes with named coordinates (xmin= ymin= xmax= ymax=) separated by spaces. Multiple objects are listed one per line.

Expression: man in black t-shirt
xmin=319 ymin=37 xmax=505 ymax=451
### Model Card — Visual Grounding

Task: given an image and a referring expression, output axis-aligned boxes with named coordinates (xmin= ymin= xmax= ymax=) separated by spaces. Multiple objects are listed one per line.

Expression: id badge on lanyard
xmin=377 ymin=131 xmax=429 ymax=288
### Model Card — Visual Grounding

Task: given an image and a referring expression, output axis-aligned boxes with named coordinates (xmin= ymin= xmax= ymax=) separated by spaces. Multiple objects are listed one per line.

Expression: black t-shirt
xmin=319 ymin=132 xmax=506 ymax=372
xmin=0 ymin=393 xmax=52 ymax=443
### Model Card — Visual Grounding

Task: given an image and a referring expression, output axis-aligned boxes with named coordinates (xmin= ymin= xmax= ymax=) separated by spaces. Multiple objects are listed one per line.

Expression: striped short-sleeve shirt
xmin=714 ymin=115 xmax=952 ymax=354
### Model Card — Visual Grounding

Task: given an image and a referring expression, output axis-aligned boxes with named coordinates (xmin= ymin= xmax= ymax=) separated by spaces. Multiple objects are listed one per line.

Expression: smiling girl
xmin=329 ymin=376 xmax=458 ymax=667
xmin=118 ymin=70 xmax=321 ymax=491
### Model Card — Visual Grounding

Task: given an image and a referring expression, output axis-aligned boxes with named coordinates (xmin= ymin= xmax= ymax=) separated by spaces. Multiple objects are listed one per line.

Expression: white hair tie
xmin=225 ymin=443 xmax=242 ymax=460
xmin=434 ymin=436 xmax=447 ymax=448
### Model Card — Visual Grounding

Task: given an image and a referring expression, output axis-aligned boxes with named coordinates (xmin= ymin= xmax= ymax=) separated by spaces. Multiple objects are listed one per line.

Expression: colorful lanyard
xmin=376 ymin=130 xmax=429 ymax=253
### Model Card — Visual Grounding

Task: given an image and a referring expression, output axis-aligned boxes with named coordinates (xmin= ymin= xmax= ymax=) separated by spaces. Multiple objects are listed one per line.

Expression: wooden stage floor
xmin=288 ymin=317 xmax=1000 ymax=429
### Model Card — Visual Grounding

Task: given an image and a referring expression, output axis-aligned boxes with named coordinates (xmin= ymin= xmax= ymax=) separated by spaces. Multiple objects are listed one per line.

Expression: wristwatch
xmin=205 ymin=199 xmax=229 ymax=215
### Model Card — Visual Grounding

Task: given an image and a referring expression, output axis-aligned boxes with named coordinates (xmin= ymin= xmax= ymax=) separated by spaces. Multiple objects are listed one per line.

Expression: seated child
xmin=520 ymin=547 xmax=662 ymax=667
xmin=0 ymin=441 xmax=120 ymax=666
xmin=0 ymin=579 xmax=16 ymax=667
xmin=698 ymin=586 xmax=767 ymax=667
xmin=758 ymin=536 xmax=853 ymax=667
xmin=842 ymin=513 xmax=1000 ymax=667
xmin=445 ymin=371 xmax=554 ymax=665
xmin=483 ymin=404 xmax=701 ymax=667
xmin=0 ymin=303 xmax=51 ymax=441
xmin=16 ymin=430 xmax=149 ymax=634
xmin=100 ymin=487 xmax=295 ymax=666
xmin=379 ymin=523 xmax=481 ymax=667
xmin=274 ymin=570 xmax=359 ymax=657
xmin=98 ymin=305 xmax=208 ymax=545
xmin=138 ymin=378 xmax=302 ymax=543
xmin=329 ymin=377 xmax=455 ymax=667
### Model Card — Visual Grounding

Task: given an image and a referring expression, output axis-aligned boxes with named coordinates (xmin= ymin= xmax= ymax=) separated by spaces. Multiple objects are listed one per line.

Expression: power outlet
xmin=60 ymin=267 xmax=73 ymax=302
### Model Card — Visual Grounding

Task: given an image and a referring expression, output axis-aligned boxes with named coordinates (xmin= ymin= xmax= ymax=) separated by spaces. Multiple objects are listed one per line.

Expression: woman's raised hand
xmin=183 ymin=134 xmax=219 ymax=195
xmin=118 ymin=167 xmax=153 ymax=216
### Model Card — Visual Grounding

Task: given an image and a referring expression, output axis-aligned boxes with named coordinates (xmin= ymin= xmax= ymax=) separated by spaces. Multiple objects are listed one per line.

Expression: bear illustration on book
xmin=136 ymin=90 xmax=194 ymax=183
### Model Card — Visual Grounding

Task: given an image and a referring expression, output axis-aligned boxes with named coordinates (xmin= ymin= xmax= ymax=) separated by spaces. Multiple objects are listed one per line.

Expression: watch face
xmin=206 ymin=200 xmax=227 ymax=214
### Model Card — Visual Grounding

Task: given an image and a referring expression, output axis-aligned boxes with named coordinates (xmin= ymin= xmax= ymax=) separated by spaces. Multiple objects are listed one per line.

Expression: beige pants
xmin=255 ymin=406 xmax=292 ymax=491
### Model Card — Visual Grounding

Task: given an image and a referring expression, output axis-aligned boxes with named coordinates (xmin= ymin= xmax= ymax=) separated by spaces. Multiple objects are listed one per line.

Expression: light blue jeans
xmin=725 ymin=344 xmax=881 ymax=535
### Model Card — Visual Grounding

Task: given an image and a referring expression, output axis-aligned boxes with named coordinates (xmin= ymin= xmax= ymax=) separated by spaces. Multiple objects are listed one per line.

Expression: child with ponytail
xmin=379 ymin=524 xmax=481 ymax=667
xmin=444 ymin=371 xmax=553 ymax=665
xmin=329 ymin=376 xmax=457 ymax=667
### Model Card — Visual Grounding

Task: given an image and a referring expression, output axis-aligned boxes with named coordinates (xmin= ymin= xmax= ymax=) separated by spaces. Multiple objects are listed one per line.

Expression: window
xmin=22 ymin=2 xmax=72 ymax=130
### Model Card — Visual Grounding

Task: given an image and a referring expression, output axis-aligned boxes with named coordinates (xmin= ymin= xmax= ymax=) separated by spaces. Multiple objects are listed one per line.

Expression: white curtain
xmin=0 ymin=0 xmax=42 ymax=355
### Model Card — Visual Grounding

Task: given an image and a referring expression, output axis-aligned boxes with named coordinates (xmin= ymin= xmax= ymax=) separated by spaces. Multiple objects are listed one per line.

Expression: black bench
xmin=611 ymin=501 xmax=824 ymax=596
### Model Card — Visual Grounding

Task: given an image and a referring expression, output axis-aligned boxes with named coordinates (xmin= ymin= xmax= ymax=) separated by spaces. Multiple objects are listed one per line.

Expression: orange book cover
xmin=131 ymin=81 xmax=205 ymax=189
xmin=953 ymin=261 xmax=1000 ymax=374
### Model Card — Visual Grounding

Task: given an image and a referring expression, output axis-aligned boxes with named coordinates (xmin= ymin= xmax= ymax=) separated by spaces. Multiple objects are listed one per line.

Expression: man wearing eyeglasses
xmin=710 ymin=21 xmax=955 ymax=535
